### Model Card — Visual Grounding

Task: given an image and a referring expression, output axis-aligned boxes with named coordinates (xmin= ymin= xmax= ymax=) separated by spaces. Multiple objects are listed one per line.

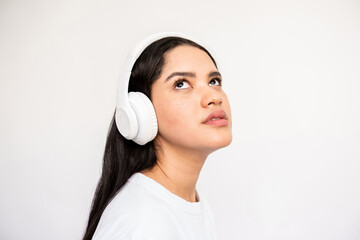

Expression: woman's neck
xmin=140 ymin=139 xmax=209 ymax=202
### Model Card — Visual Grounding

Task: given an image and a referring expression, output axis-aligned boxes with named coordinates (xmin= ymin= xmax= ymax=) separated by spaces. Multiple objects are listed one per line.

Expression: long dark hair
xmin=82 ymin=36 xmax=217 ymax=240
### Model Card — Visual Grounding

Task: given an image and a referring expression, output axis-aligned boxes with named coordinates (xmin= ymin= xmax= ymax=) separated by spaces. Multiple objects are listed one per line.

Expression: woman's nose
xmin=200 ymin=88 xmax=223 ymax=107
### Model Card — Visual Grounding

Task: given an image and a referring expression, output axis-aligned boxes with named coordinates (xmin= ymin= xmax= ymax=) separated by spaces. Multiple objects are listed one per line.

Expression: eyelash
xmin=173 ymin=78 xmax=222 ymax=89
xmin=210 ymin=77 xmax=222 ymax=86
xmin=173 ymin=78 xmax=189 ymax=89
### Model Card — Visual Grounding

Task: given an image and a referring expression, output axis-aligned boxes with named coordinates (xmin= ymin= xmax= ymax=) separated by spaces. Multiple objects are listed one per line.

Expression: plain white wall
xmin=1 ymin=0 xmax=359 ymax=239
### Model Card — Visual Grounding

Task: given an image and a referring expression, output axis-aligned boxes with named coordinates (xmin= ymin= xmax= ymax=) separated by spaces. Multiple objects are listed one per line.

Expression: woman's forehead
xmin=162 ymin=45 xmax=217 ymax=73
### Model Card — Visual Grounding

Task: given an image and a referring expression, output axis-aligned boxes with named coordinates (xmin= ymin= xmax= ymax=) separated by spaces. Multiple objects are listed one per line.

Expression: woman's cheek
xmin=155 ymin=98 xmax=190 ymax=130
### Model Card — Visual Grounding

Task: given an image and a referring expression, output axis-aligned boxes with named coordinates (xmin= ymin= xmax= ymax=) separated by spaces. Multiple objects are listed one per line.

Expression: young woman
xmin=83 ymin=33 xmax=232 ymax=240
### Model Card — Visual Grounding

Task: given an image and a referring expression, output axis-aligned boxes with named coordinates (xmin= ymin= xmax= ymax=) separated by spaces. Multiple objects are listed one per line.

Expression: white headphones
xmin=115 ymin=32 xmax=200 ymax=145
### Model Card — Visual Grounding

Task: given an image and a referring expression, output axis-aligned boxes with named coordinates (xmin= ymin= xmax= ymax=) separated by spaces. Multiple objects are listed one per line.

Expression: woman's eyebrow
xmin=165 ymin=72 xmax=196 ymax=82
xmin=209 ymin=71 xmax=222 ymax=78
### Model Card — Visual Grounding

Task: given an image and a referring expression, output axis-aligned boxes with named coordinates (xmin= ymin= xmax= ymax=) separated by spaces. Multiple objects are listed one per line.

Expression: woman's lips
xmin=202 ymin=109 xmax=228 ymax=126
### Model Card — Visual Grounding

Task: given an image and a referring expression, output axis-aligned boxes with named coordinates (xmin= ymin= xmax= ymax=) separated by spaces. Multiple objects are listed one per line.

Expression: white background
xmin=1 ymin=0 xmax=359 ymax=239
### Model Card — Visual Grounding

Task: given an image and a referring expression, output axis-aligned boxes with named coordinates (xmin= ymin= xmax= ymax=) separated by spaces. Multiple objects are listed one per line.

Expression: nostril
xmin=207 ymin=97 xmax=222 ymax=106
xmin=202 ymin=93 xmax=223 ymax=107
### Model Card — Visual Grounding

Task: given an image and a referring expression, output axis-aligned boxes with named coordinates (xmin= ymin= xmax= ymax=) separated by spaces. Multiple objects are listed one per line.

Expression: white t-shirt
xmin=92 ymin=172 xmax=217 ymax=240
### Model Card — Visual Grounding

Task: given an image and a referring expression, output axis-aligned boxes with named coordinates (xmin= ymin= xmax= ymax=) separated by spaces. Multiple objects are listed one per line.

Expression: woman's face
xmin=151 ymin=45 xmax=232 ymax=154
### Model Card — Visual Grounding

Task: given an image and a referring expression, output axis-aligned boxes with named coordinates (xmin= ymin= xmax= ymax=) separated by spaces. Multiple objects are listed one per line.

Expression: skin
xmin=141 ymin=45 xmax=232 ymax=202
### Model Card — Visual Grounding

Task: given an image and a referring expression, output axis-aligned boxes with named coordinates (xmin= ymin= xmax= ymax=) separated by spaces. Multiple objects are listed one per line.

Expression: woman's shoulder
xmin=91 ymin=173 xmax=174 ymax=239
xmin=91 ymin=176 xmax=145 ymax=239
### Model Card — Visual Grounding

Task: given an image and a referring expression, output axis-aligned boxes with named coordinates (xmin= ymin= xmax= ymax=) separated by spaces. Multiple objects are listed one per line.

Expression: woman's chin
xmin=202 ymin=134 xmax=233 ymax=152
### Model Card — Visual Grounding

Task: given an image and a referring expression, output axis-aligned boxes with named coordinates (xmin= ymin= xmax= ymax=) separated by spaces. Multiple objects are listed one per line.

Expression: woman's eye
xmin=174 ymin=80 xmax=190 ymax=89
xmin=209 ymin=78 xmax=222 ymax=86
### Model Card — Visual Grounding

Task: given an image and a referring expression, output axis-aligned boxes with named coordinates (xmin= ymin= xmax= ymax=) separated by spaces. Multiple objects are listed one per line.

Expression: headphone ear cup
xmin=128 ymin=92 xmax=158 ymax=145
